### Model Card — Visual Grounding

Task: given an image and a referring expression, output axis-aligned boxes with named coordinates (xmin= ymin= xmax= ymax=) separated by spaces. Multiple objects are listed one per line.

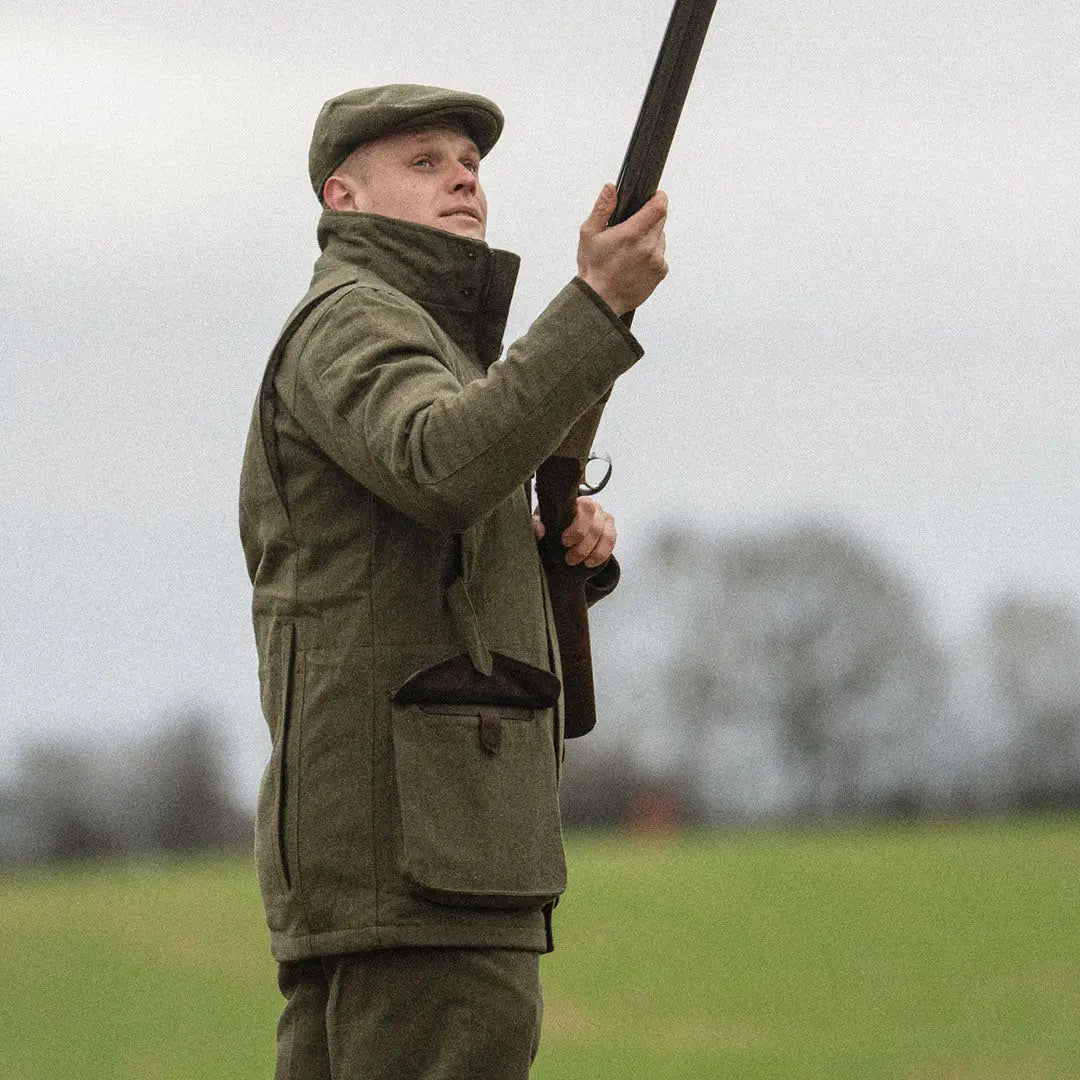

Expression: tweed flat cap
xmin=308 ymin=84 xmax=504 ymax=201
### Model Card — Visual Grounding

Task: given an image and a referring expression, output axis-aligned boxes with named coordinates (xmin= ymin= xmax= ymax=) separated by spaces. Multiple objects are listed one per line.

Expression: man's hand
xmin=533 ymin=496 xmax=616 ymax=568
xmin=577 ymin=183 xmax=669 ymax=317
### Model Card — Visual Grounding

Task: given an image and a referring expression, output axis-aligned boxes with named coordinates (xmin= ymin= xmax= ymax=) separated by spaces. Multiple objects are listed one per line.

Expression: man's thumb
xmin=581 ymin=183 xmax=617 ymax=236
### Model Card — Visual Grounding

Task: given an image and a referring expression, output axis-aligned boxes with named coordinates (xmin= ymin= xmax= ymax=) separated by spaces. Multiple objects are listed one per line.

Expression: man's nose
xmin=451 ymin=163 xmax=477 ymax=192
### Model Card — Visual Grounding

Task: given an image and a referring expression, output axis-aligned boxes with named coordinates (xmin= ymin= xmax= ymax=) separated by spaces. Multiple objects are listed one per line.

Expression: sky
xmin=3 ymin=0 xmax=1078 ymax=796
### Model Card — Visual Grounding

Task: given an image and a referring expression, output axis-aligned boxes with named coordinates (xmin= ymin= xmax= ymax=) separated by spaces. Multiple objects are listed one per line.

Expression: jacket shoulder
xmin=292 ymin=274 xmax=443 ymax=376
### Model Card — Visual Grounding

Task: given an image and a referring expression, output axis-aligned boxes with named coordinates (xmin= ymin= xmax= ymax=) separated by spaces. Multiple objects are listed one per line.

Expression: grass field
xmin=1 ymin=816 xmax=1076 ymax=1079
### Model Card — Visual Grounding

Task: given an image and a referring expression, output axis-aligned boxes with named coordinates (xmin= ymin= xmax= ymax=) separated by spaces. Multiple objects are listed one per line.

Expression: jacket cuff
xmin=571 ymin=278 xmax=643 ymax=358
xmin=584 ymin=555 xmax=620 ymax=607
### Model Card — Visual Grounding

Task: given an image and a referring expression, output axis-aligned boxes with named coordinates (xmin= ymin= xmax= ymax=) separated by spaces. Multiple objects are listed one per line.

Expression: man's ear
xmin=323 ymin=174 xmax=356 ymax=211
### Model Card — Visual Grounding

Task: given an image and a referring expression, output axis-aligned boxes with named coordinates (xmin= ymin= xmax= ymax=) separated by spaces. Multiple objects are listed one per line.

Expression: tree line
xmin=0 ymin=714 xmax=250 ymax=865
xmin=561 ymin=520 xmax=1080 ymax=828
xmin=3 ymin=519 xmax=1079 ymax=863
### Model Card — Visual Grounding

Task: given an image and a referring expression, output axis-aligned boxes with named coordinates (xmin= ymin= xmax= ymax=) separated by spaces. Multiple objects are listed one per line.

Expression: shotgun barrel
xmin=537 ymin=0 xmax=718 ymax=738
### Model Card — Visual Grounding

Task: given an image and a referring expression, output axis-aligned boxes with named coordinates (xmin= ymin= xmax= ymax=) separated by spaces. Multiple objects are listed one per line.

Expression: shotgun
xmin=536 ymin=0 xmax=718 ymax=738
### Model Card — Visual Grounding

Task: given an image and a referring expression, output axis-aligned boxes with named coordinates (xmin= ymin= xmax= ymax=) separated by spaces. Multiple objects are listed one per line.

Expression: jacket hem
xmin=269 ymin=917 xmax=550 ymax=962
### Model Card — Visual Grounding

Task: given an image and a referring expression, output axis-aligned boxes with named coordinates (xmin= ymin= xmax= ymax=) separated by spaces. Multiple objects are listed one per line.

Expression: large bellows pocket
xmin=390 ymin=682 xmax=567 ymax=909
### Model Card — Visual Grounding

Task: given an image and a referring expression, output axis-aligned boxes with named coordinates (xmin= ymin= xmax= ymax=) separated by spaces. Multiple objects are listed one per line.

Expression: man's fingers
xmin=583 ymin=513 xmax=617 ymax=567
xmin=645 ymin=202 xmax=668 ymax=246
xmin=561 ymin=499 xmax=616 ymax=567
xmin=564 ymin=517 xmax=616 ymax=567
xmin=581 ymin=187 xmax=666 ymax=243
xmin=579 ymin=183 xmax=618 ymax=238
xmin=619 ymin=190 xmax=667 ymax=239
xmin=576 ymin=183 xmax=671 ymax=315
xmin=560 ymin=498 xmax=597 ymax=548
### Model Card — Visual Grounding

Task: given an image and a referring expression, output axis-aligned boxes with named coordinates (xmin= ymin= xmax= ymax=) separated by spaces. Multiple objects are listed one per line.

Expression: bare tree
xmin=135 ymin=714 xmax=251 ymax=853
xmin=655 ymin=521 xmax=946 ymax=819
xmin=985 ymin=594 xmax=1080 ymax=808
xmin=7 ymin=743 xmax=119 ymax=862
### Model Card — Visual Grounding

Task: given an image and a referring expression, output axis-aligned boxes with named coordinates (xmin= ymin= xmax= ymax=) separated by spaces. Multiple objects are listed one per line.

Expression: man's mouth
xmin=441 ymin=207 xmax=482 ymax=224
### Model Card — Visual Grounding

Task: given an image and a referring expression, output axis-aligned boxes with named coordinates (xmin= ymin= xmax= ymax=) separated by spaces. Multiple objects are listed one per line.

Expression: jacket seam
xmin=367 ymin=487 xmax=381 ymax=934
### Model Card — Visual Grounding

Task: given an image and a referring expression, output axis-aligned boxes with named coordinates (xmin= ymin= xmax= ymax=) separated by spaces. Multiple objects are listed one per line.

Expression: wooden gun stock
xmin=537 ymin=0 xmax=717 ymax=738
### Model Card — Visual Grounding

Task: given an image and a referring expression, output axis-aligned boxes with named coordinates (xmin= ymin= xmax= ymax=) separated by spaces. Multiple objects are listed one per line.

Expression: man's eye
xmin=413 ymin=157 xmax=433 ymax=168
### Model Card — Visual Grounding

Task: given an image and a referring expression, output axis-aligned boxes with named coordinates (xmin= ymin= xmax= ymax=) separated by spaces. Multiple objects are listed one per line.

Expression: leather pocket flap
xmin=392 ymin=651 xmax=560 ymax=709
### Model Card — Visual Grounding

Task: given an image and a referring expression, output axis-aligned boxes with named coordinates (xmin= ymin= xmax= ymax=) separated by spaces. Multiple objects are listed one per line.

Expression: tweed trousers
xmin=274 ymin=946 xmax=543 ymax=1080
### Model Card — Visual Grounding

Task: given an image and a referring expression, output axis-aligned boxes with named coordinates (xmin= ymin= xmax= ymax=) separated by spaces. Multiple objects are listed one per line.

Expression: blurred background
xmin=4 ymin=3 xmax=1079 ymax=1076
xmin=4 ymin=0 xmax=1078 ymax=856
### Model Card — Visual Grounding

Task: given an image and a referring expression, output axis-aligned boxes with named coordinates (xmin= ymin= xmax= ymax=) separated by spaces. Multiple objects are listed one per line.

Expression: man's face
xmin=340 ymin=126 xmax=488 ymax=240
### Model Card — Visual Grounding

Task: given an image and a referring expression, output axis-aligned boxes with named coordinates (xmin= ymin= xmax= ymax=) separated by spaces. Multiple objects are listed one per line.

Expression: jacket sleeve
xmin=286 ymin=278 xmax=643 ymax=532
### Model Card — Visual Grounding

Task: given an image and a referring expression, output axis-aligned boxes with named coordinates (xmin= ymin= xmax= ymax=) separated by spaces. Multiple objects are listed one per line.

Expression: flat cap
xmin=308 ymin=83 xmax=504 ymax=201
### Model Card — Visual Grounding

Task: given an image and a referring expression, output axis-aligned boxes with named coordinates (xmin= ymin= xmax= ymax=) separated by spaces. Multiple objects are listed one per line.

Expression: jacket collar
xmin=313 ymin=210 xmax=521 ymax=368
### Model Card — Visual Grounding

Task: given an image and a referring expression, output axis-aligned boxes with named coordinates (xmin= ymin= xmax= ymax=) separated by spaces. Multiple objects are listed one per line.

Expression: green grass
xmin=1 ymin=817 xmax=1077 ymax=1079
xmin=0 ymin=855 xmax=280 ymax=1079
xmin=536 ymin=817 xmax=1079 ymax=1079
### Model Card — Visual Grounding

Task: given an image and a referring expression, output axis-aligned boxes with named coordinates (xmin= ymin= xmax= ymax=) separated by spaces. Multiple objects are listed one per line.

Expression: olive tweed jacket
xmin=239 ymin=210 xmax=641 ymax=961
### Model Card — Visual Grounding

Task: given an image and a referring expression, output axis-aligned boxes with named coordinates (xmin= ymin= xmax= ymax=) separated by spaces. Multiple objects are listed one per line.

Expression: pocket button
xmin=478 ymin=710 xmax=503 ymax=755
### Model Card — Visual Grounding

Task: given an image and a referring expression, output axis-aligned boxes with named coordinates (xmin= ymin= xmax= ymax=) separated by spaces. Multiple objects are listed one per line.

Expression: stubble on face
xmin=336 ymin=125 xmax=488 ymax=240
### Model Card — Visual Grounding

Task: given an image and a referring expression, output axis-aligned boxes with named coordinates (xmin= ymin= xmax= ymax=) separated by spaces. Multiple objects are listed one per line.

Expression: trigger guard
xmin=578 ymin=453 xmax=613 ymax=497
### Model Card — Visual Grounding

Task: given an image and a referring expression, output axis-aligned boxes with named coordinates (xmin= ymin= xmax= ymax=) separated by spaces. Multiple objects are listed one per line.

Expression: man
xmin=239 ymin=84 xmax=668 ymax=1079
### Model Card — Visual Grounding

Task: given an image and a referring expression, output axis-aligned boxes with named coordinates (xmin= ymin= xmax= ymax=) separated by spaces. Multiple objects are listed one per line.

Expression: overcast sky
xmin=3 ymin=1 xmax=1078 ymax=793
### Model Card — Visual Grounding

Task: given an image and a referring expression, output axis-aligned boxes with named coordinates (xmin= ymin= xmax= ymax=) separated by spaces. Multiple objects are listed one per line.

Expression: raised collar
xmin=313 ymin=210 xmax=521 ymax=368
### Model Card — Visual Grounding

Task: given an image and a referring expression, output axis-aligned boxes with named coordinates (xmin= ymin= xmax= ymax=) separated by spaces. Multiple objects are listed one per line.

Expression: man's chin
xmin=436 ymin=214 xmax=486 ymax=240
